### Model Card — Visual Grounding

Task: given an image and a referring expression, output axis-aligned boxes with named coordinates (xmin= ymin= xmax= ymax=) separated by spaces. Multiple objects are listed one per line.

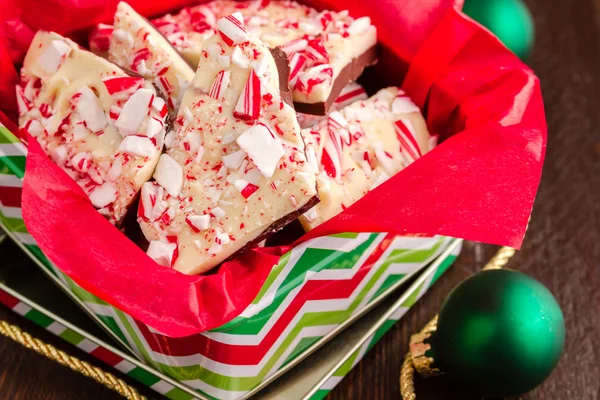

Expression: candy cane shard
xmin=138 ymin=15 xmax=318 ymax=275
xmin=17 ymin=31 xmax=167 ymax=225
xmin=108 ymin=2 xmax=195 ymax=111
xmin=299 ymin=87 xmax=432 ymax=231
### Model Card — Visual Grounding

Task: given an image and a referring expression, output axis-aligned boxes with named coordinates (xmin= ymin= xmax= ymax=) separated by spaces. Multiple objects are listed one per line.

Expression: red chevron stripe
xmin=90 ymin=346 xmax=123 ymax=367
xmin=0 ymin=186 xmax=22 ymax=208
xmin=0 ymin=289 xmax=20 ymax=308
xmin=133 ymin=234 xmax=397 ymax=364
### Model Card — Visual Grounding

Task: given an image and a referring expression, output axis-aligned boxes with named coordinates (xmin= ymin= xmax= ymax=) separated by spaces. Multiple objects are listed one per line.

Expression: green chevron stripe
xmin=0 ymin=156 xmax=26 ymax=177
xmin=163 ymin=388 xmax=195 ymax=400
xmin=0 ymin=216 xmax=28 ymax=233
xmin=309 ymin=389 xmax=330 ymax=400
xmin=59 ymin=328 xmax=86 ymax=345
xmin=0 ymin=127 xmax=19 ymax=143
xmin=25 ymin=308 xmax=54 ymax=328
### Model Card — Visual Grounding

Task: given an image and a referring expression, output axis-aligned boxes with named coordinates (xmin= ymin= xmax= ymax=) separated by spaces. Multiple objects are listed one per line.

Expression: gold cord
xmin=399 ymin=245 xmax=516 ymax=399
xmin=0 ymin=320 xmax=146 ymax=400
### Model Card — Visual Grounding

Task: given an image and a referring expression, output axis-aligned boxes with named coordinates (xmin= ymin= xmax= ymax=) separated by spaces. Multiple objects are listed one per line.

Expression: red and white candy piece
xmin=288 ymin=53 xmax=307 ymax=87
xmin=335 ymin=83 xmax=368 ymax=108
xmin=222 ymin=150 xmax=247 ymax=169
xmin=71 ymin=152 xmax=92 ymax=173
xmin=115 ymin=88 xmax=153 ymax=135
xmin=208 ymin=70 xmax=231 ymax=100
xmin=185 ymin=214 xmax=211 ymax=232
xmin=231 ymin=46 xmax=250 ymax=68
xmin=74 ymin=87 xmax=107 ymax=133
xmin=38 ymin=40 xmax=72 ymax=74
xmin=101 ymin=76 xmax=143 ymax=96
xmin=234 ymin=70 xmax=261 ymax=121
xmin=153 ymin=154 xmax=183 ymax=197
xmin=392 ymin=91 xmax=420 ymax=114
xmin=236 ymin=122 xmax=284 ymax=179
xmin=347 ymin=17 xmax=372 ymax=36
xmin=304 ymin=38 xmax=329 ymax=65
xmin=89 ymin=23 xmax=114 ymax=54
xmin=146 ymin=240 xmax=177 ymax=268
xmin=118 ymin=136 xmax=156 ymax=157
xmin=216 ymin=13 xmax=249 ymax=47
xmin=88 ymin=182 xmax=118 ymax=208
xmin=394 ymin=119 xmax=422 ymax=163
xmin=15 ymin=86 xmax=32 ymax=115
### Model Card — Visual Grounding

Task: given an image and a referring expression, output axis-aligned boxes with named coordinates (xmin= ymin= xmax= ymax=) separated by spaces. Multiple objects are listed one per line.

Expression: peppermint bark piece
xmin=138 ymin=14 xmax=318 ymax=275
xmin=109 ymin=2 xmax=195 ymax=111
xmin=151 ymin=0 xmax=376 ymax=115
xmin=299 ymin=87 xmax=433 ymax=230
xmin=17 ymin=31 xmax=168 ymax=225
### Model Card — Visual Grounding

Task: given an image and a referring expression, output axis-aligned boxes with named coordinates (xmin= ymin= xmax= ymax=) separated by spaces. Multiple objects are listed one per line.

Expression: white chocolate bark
xmin=151 ymin=0 xmax=376 ymax=107
xmin=299 ymin=87 xmax=433 ymax=230
xmin=17 ymin=31 xmax=167 ymax=225
xmin=297 ymin=82 xmax=368 ymax=129
xmin=109 ymin=2 xmax=195 ymax=111
xmin=138 ymin=15 xmax=318 ymax=275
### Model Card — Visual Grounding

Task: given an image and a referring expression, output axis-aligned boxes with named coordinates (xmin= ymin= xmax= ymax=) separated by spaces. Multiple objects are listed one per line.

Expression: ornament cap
xmin=409 ymin=316 xmax=442 ymax=378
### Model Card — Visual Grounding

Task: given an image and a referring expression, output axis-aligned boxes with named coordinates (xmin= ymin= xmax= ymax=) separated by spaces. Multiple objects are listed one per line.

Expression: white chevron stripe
xmin=0 ymin=174 xmax=22 ymax=187
xmin=239 ymin=233 xmax=372 ymax=318
xmin=0 ymin=203 xmax=22 ymax=219
xmin=180 ymin=378 xmax=247 ymax=400
xmin=321 ymin=376 xmax=343 ymax=390
xmin=205 ymin=233 xmax=386 ymax=345
xmin=389 ymin=306 xmax=410 ymax=321
xmin=0 ymin=142 xmax=27 ymax=157
xmin=14 ymin=232 xmax=36 ymax=245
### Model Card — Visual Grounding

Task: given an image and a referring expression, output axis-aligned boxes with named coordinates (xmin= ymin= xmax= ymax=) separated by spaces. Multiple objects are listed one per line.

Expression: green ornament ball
xmin=463 ymin=0 xmax=535 ymax=59
xmin=431 ymin=269 xmax=565 ymax=397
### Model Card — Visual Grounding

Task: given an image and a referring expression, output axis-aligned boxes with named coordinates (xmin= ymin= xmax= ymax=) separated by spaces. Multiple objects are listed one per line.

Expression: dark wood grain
xmin=1 ymin=0 xmax=599 ymax=398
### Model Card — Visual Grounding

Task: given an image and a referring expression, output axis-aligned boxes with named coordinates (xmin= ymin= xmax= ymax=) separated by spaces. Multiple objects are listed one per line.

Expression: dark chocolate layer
xmin=270 ymin=47 xmax=294 ymax=108
xmin=294 ymin=45 xmax=378 ymax=116
xmin=226 ymin=194 xmax=320 ymax=260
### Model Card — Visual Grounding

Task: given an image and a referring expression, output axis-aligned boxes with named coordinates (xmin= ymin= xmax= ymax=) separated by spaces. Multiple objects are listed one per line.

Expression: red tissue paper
xmin=0 ymin=0 xmax=546 ymax=337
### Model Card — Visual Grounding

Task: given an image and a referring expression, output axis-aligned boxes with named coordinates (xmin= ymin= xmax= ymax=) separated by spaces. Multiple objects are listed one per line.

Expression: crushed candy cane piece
xmin=236 ymin=123 xmax=284 ymax=178
xmin=146 ymin=240 xmax=177 ymax=267
xmin=153 ymin=154 xmax=183 ymax=197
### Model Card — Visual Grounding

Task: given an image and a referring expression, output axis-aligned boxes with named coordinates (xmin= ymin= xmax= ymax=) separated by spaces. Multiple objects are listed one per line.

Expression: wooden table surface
xmin=1 ymin=0 xmax=599 ymax=398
